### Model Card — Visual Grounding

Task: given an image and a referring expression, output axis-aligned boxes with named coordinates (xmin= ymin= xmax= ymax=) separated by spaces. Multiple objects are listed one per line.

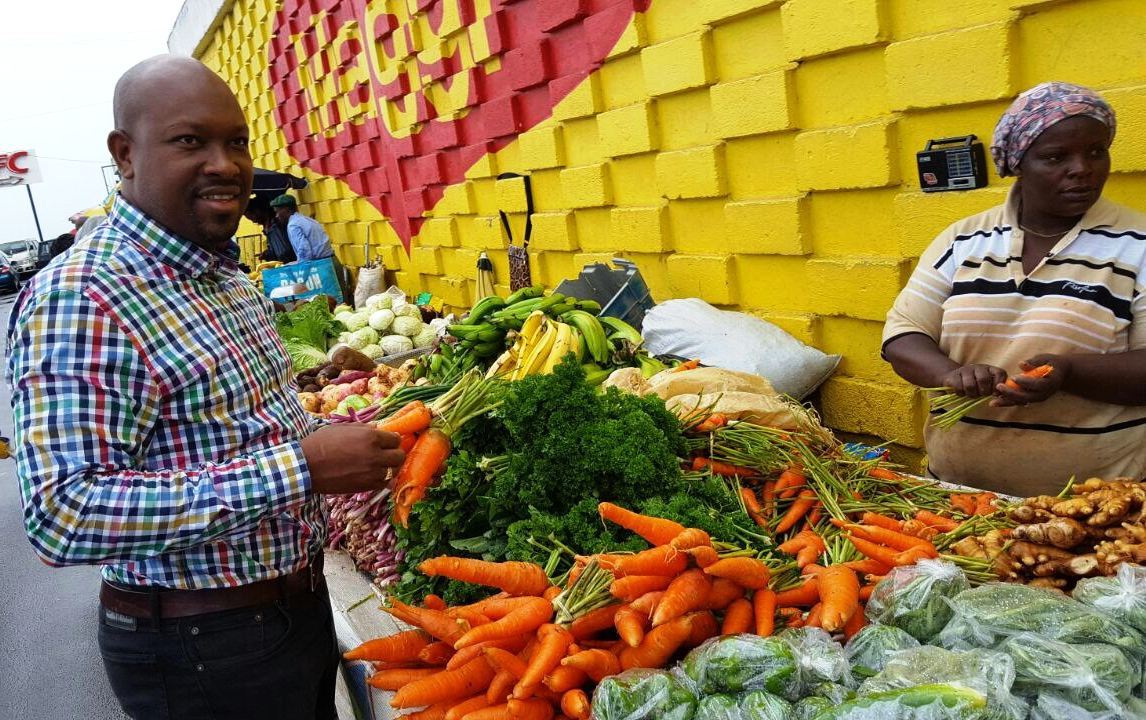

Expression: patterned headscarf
xmin=990 ymin=81 xmax=1116 ymax=177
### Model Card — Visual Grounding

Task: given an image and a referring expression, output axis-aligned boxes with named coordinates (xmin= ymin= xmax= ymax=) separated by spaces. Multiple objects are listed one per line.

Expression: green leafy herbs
xmin=393 ymin=361 xmax=696 ymax=600
xmin=273 ymin=296 xmax=344 ymax=350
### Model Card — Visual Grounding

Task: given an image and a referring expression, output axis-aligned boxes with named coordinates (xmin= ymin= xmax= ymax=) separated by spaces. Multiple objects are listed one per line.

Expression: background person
xmin=270 ymin=193 xmax=349 ymax=300
xmin=245 ymin=201 xmax=296 ymax=263
xmin=5 ymin=55 xmax=404 ymax=720
xmin=883 ymin=81 xmax=1146 ymax=497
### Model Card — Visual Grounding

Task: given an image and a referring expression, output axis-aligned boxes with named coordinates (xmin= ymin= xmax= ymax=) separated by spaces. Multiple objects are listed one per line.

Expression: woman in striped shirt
xmin=883 ymin=82 xmax=1146 ymax=496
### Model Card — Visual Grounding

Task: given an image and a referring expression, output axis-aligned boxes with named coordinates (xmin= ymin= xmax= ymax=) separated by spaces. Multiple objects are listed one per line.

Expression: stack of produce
xmin=955 ymin=477 xmax=1146 ymax=590
xmin=418 ymin=288 xmax=668 ymax=386
xmin=274 ymin=295 xmax=346 ymax=372
xmin=333 ymin=293 xmax=437 ymax=361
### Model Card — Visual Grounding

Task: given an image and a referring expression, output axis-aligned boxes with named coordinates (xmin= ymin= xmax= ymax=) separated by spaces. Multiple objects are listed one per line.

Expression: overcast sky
xmin=0 ymin=1 xmax=185 ymax=242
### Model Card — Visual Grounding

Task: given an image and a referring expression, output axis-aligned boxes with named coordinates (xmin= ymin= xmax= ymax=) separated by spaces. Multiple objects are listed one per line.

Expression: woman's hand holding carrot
xmin=991 ymin=357 xmax=1066 ymax=406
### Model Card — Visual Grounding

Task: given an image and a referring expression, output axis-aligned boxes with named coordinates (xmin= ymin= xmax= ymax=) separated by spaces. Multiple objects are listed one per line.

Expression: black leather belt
xmin=99 ymin=554 xmax=325 ymax=620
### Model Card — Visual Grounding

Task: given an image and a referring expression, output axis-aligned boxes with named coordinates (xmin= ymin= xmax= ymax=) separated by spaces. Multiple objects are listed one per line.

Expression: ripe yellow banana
xmin=541 ymin=322 xmax=573 ymax=374
xmin=518 ymin=310 xmax=546 ymax=342
xmin=517 ymin=321 xmax=559 ymax=378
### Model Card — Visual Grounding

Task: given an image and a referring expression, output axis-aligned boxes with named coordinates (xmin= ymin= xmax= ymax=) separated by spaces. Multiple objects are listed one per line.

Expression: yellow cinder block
xmin=1018 ymin=0 xmax=1146 ymax=89
xmin=667 ymin=254 xmax=736 ymax=305
xmin=733 ymin=255 xmax=809 ymax=314
xmin=574 ymin=252 xmax=623 ymax=270
xmin=561 ymin=163 xmax=613 ymax=208
xmin=666 ymin=199 xmax=726 ymax=255
xmin=610 ymin=205 xmax=672 ymax=253
xmin=1103 ymin=173 xmax=1146 ymax=210
xmin=525 ymin=170 xmax=566 ymax=213
xmin=393 ymin=271 xmax=420 ymax=293
xmin=656 ymin=144 xmax=728 ymax=199
xmin=808 ymin=189 xmax=900 ymax=258
xmin=442 ymin=248 xmax=481 ymax=278
xmin=725 ymin=196 xmax=810 ymax=255
xmin=794 ymin=118 xmax=900 ymax=191
xmin=886 ymin=22 xmax=1015 ymax=111
xmin=519 ymin=124 xmax=566 ymax=170
xmin=655 ymin=89 xmax=720 ymax=151
xmin=598 ymin=101 xmax=658 ymax=157
xmin=712 ymin=66 xmax=797 ymax=139
xmin=439 ymin=275 xmax=473 ymax=310
xmin=624 ymin=252 xmax=671 ymax=301
xmin=745 ymin=311 xmax=820 ymax=346
xmin=573 ymin=209 xmax=617 ymax=252
xmin=805 ymin=257 xmax=910 ymax=321
xmin=599 ymin=54 xmax=648 ymax=111
xmin=419 ymin=217 xmax=461 ymax=248
xmin=1106 ymin=88 xmax=1146 ymax=173
xmin=530 ymin=212 xmax=580 ymax=252
xmin=532 ymin=251 xmax=577 ymax=289
xmin=374 ymin=244 xmax=404 ymax=270
xmin=818 ymin=316 xmax=900 ymax=384
xmin=892 ymin=187 xmax=1009 ymax=258
xmin=609 ymin=13 xmax=648 ymax=59
xmin=725 ymin=133 xmax=799 ymax=197
xmin=436 ymin=181 xmax=475 ymax=216
xmin=467 ymin=151 xmax=498 ymax=179
xmin=642 ymin=30 xmax=716 ymax=98
xmin=466 ymin=216 xmax=509 ymax=250
xmin=796 ymin=48 xmax=888 ymax=129
xmin=553 ymin=74 xmax=601 ymax=122
xmin=889 ymin=0 xmax=1013 ymax=40
xmin=781 ymin=0 xmax=888 ymax=61
xmin=894 ymin=103 xmax=1006 ymax=190
xmin=559 ymin=117 xmax=607 ymax=167
xmin=610 ymin=156 xmax=665 ymax=206
xmin=713 ymin=7 xmax=788 ymax=81
xmin=820 ymin=377 xmax=925 ymax=447
xmin=495 ymin=176 xmax=530 ymax=213
xmin=411 ymin=246 xmax=443 ymax=275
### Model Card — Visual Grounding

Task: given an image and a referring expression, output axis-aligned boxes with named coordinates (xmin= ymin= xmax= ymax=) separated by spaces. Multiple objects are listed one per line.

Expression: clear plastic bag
xmin=693 ymin=694 xmax=739 ymax=720
xmin=680 ymin=634 xmax=797 ymax=698
xmin=844 ymin=624 xmax=921 ymax=681
xmin=937 ymin=582 xmax=1146 ymax=659
xmin=590 ymin=668 xmax=697 ymax=720
xmin=1028 ymin=692 xmax=1143 ymax=720
xmin=778 ymin=627 xmax=854 ymax=696
xmin=792 ymin=695 xmax=833 ymax=720
xmin=999 ymin=632 xmax=1136 ymax=713
xmin=859 ymin=646 xmax=1028 ymax=720
xmin=864 ymin=559 xmax=969 ymax=641
xmin=737 ymin=690 xmax=791 ymax=720
xmin=1073 ymin=563 xmax=1146 ymax=634
xmin=809 ymin=684 xmax=994 ymax=720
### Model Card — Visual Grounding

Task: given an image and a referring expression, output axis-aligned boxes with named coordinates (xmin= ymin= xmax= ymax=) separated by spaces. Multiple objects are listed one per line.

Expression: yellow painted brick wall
xmin=201 ymin=0 xmax=1146 ymax=466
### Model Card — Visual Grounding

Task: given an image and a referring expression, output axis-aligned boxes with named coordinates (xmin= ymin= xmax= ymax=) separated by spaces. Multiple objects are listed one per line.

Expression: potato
xmin=646 ymin=367 xmax=776 ymax=401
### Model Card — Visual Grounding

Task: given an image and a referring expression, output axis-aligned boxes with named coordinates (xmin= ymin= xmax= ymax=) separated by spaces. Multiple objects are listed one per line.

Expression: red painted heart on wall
xmin=269 ymin=0 xmax=652 ymax=251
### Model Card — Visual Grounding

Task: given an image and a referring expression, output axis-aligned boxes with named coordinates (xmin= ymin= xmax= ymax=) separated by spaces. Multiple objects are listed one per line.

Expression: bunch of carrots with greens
xmin=927 ymin=363 xmax=1054 ymax=429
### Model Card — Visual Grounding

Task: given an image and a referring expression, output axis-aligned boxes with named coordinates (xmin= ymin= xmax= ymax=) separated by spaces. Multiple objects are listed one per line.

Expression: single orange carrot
xmin=817 ymin=566 xmax=860 ymax=633
xmin=344 ymin=628 xmax=430 ymax=662
xmin=406 ymin=700 xmax=453 ymax=720
xmin=597 ymin=546 xmax=690 ymax=578
xmin=569 ymin=603 xmax=622 ymax=640
xmin=721 ymin=597 xmax=754 ymax=635
xmin=862 ymin=512 xmax=904 ymax=532
xmin=685 ymin=610 xmax=720 ymax=647
xmin=514 ymin=625 xmax=573 ymax=699
xmin=805 ymin=603 xmax=824 ymax=629
xmin=901 ymin=519 xmax=939 ymax=540
xmin=778 ymin=607 xmax=804 ymax=628
xmin=446 ymin=637 xmax=529 ymax=671
xmin=674 ymin=359 xmax=701 ymax=373
xmin=867 ymin=466 xmax=902 ymax=482
xmin=486 ymin=670 xmax=517 ymax=706
xmin=740 ymin=487 xmax=768 ymax=528
xmin=461 ymin=704 xmax=509 ymax=720
xmin=948 ymin=493 xmax=976 ymax=515
xmin=842 ymin=604 xmax=867 ymax=639
xmin=761 ymin=480 xmax=777 ymax=520
xmin=687 ymin=545 xmax=721 ymax=568
xmin=774 ymin=578 xmax=819 ymax=608
xmin=377 ymin=400 xmax=433 ymax=435
xmin=399 ymin=432 xmax=419 ymax=453
xmin=597 ymin=502 xmax=686 ymax=545
xmin=915 ymin=510 xmax=960 ymax=532
xmin=423 ymin=594 xmax=448 ymax=611
xmin=384 ymin=599 xmax=470 ymax=644
xmin=454 ymin=597 xmax=553 ymax=649
xmin=803 ymin=504 xmax=823 ymax=530
xmin=391 ymin=428 xmax=453 ymax=525
xmin=859 ymin=585 xmax=876 ymax=602
xmin=390 ymin=656 xmax=497 ymax=708
xmin=694 ymin=413 xmax=728 ymax=434
xmin=629 ymin=591 xmax=664 ymax=617
xmin=618 ymin=614 xmax=693 ymax=670
xmin=753 ymin=589 xmax=777 ymax=636
xmin=610 ymin=575 xmax=672 ymax=601
xmin=507 ymin=697 xmax=555 ymax=720
xmin=541 ymin=666 xmax=588 ymax=694
xmin=419 ymin=557 xmax=551 ymax=597
xmin=419 ymin=641 xmax=456 ymax=666
xmin=845 ymin=524 xmax=936 ymax=552
xmin=560 ymin=689 xmax=591 ymax=720
xmin=845 ymin=535 xmax=902 ymax=569
xmin=775 ymin=490 xmax=818 ymax=534
xmin=692 ymin=456 xmax=760 ymax=478
xmin=652 ymin=569 xmax=712 ymax=627
xmin=842 ymin=558 xmax=893 ymax=575
xmin=543 ymin=586 xmax=561 ymax=602
xmin=447 ymin=695 xmax=492 ymax=720
xmin=774 ymin=466 xmax=807 ymax=499
xmin=703 ymin=557 xmax=771 ymax=590
xmin=368 ymin=667 xmax=440 ymax=690
xmin=891 ymin=545 xmax=939 ymax=566
xmin=483 ymin=647 xmax=529 ymax=678
xmin=561 ymin=649 xmax=621 ymax=682
xmin=614 ymin=606 xmax=647 ymax=648
xmin=669 ymin=527 xmax=712 ymax=551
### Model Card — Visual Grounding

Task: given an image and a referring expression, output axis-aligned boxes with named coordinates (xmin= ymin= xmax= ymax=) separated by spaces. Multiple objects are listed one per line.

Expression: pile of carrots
xmin=343 ymin=502 xmax=879 ymax=720
xmin=374 ymin=400 xmax=450 ymax=526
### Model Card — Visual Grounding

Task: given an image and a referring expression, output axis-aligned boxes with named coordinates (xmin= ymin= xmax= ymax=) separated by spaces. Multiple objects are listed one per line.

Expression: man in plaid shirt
xmin=5 ymin=55 xmax=405 ymax=719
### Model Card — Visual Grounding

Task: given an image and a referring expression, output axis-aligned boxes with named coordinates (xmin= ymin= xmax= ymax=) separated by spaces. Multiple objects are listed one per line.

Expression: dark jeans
xmin=98 ymin=583 xmax=340 ymax=720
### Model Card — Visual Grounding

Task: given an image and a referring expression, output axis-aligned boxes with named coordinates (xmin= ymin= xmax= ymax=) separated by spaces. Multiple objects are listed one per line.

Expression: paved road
xmin=0 ymin=291 xmax=126 ymax=718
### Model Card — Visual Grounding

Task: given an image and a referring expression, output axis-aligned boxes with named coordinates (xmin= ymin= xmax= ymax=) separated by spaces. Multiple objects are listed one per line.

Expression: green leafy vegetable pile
xmin=394 ymin=361 xmax=759 ymax=603
xmin=274 ymin=296 xmax=344 ymax=351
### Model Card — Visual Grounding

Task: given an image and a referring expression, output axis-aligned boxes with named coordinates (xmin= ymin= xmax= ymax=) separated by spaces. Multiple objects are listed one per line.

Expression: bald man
xmin=5 ymin=55 xmax=405 ymax=719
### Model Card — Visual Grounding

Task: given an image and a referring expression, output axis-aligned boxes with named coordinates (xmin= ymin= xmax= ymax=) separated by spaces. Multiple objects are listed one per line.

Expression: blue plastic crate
xmin=261 ymin=258 xmax=345 ymax=304
xmin=556 ymin=258 xmax=654 ymax=330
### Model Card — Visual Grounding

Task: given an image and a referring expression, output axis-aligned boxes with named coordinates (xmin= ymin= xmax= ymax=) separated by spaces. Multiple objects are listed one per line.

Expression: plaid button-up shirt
xmin=6 ymin=196 xmax=324 ymax=589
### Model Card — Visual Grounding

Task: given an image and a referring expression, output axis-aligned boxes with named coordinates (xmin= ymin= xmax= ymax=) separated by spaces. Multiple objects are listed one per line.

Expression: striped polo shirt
xmin=883 ymin=186 xmax=1146 ymax=496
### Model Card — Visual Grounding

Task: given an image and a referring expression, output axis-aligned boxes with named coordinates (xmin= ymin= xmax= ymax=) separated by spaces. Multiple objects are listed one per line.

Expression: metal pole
xmin=25 ymin=185 xmax=44 ymax=244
